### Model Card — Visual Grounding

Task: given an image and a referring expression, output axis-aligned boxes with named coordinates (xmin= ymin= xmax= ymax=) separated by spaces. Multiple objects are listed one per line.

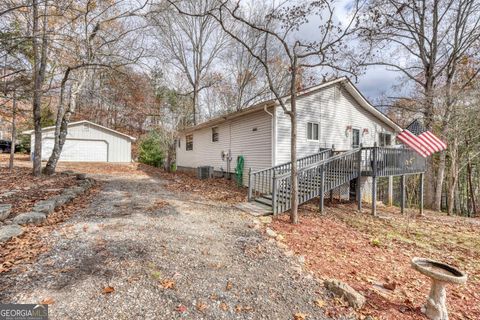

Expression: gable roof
xmin=22 ymin=120 xmax=136 ymax=141
xmin=183 ymin=77 xmax=402 ymax=133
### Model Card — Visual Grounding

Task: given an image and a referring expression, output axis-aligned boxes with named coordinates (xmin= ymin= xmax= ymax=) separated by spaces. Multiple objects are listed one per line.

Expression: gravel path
xmin=0 ymin=172 xmax=329 ymax=319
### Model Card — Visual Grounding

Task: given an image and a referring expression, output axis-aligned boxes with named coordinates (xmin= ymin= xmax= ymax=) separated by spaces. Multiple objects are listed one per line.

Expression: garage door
xmin=42 ymin=138 xmax=108 ymax=162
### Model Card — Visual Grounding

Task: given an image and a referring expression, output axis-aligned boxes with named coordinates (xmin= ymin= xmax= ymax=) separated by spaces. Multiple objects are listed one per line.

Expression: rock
xmin=265 ymin=228 xmax=277 ymax=238
xmin=376 ymin=201 xmax=386 ymax=208
xmin=81 ymin=179 xmax=94 ymax=188
xmin=275 ymin=234 xmax=284 ymax=241
xmin=298 ymin=255 xmax=306 ymax=265
xmin=67 ymin=186 xmax=86 ymax=195
xmin=277 ymin=242 xmax=288 ymax=249
xmin=0 ymin=224 xmax=23 ymax=242
xmin=13 ymin=212 xmax=46 ymax=225
xmin=33 ymin=200 xmax=56 ymax=214
xmin=258 ymin=216 xmax=272 ymax=224
xmin=0 ymin=191 xmax=18 ymax=198
xmin=0 ymin=204 xmax=12 ymax=221
xmin=76 ymin=173 xmax=87 ymax=180
xmin=324 ymin=279 xmax=366 ymax=309
xmin=51 ymin=194 xmax=73 ymax=207
xmin=285 ymin=250 xmax=294 ymax=257
xmin=61 ymin=170 xmax=76 ymax=176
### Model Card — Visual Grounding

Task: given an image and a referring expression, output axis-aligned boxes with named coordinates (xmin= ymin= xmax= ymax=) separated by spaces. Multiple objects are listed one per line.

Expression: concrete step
xmin=235 ymin=201 xmax=272 ymax=216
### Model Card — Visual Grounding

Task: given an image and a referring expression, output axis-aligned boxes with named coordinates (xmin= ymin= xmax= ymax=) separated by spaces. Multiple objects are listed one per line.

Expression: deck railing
xmin=272 ymin=148 xmax=361 ymax=214
xmin=247 ymin=145 xmax=427 ymax=215
xmin=248 ymin=148 xmax=332 ymax=200
xmin=361 ymin=146 xmax=426 ymax=177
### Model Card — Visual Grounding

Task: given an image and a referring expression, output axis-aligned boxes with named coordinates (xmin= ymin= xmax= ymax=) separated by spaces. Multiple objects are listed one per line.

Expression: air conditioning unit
xmin=197 ymin=166 xmax=214 ymax=179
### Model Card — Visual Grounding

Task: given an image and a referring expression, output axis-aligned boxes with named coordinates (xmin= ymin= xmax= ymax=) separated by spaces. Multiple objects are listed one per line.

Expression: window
xmin=352 ymin=128 xmax=360 ymax=148
xmin=186 ymin=134 xmax=193 ymax=151
xmin=307 ymin=122 xmax=319 ymax=141
xmin=177 ymin=138 xmax=181 ymax=148
xmin=379 ymin=133 xmax=392 ymax=147
xmin=212 ymin=127 xmax=219 ymax=142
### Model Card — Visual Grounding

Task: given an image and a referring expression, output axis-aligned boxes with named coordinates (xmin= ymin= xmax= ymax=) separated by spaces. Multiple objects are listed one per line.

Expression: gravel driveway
xmin=0 ymin=172 xmax=329 ymax=319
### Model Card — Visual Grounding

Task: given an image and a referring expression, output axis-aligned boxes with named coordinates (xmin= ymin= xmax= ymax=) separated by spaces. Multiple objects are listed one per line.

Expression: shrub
xmin=138 ymin=131 xmax=165 ymax=167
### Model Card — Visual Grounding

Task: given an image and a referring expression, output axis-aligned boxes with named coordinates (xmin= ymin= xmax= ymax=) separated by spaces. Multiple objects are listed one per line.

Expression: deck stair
xmin=248 ymin=146 xmax=427 ymax=215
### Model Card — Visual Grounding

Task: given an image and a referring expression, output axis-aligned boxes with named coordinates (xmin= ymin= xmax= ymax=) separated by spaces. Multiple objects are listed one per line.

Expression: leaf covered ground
xmin=0 ymin=166 xmax=78 ymax=217
xmin=271 ymin=202 xmax=480 ymax=320
xmin=0 ymin=183 xmax=100 ymax=274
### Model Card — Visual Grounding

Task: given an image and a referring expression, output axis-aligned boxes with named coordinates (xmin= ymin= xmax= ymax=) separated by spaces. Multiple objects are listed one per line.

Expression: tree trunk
xmin=447 ymin=167 xmax=458 ymax=216
xmin=423 ymin=89 xmax=436 ymax=209
xmin=192 ymin=80 xmax=199 ymax=125
xmin=31 ymin=0 xmax=48 ymax=176
xmin=9 ymin=91 xmax=17 ymax=170
xmin=434 ymin=151 xmax=446 ymax=211
xmin=44 ymin=71 xmax=86 ymax=175
xmin=289 ymin=61 xmax=298 ymax=224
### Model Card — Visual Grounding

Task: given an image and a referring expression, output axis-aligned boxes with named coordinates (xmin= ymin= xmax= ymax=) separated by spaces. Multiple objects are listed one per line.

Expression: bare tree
xmin=361 ymin=0 xmax=480 ymax=210
xmin=43 ymin=0 xmax=148 ymax=175
xmin=149 ymin=0 xmax=228 ymax=125
xmin=31 ymin=0 xmax=49 ymax=176
xmin=170 ymin=0 xmax=363 ymax=223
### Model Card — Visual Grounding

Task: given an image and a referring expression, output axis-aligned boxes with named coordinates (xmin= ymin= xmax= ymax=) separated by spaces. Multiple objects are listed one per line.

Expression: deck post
xmin=357 ymin=144 xmax=363 ymax=212
xmin=401 ymin=174 xmax=406 ymax=214
xmin=387 ymin=176 xmax=393 ymax=206
xmin=247 ymin=168 xmax=253 ymax=201
xmin=319 ymin=166 xmax=325 ymax=214
xmin=272 ymin=173 xmax=277 ymax=215
xmin=419 ymin=173 xmax=424 ymax=215
xmin=371 ymin=142 xmax=378 ymax=217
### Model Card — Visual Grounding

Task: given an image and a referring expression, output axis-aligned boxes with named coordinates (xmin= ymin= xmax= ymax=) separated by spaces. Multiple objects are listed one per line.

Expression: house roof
xmin=22 ymin=120 xmax=137 ymax=141
xmin=182 ymin=77 xmax=402 ymax=133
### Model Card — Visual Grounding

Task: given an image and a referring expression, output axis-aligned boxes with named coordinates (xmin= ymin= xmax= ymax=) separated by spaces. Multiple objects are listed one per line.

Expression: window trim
xmin=378 ymin=132 xmax=392 ymax=147
xmin=352 ymin=127 xmax=361 ymax=148
xmin=211 ymin=127 xmax=219 ymax=142
xmin=186 ymin=134 xmax=193 ymax=151
xmin=307 ymin=122 xmax=319 ymax=141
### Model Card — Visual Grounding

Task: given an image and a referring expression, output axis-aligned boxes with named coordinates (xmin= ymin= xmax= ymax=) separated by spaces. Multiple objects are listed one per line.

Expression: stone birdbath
xmin=411 ymin=257 xmax=467 ymax=320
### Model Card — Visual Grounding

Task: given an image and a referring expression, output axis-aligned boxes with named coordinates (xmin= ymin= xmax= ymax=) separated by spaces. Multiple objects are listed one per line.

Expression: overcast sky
xmin=299 ymin=0 xmax=405 ymax=102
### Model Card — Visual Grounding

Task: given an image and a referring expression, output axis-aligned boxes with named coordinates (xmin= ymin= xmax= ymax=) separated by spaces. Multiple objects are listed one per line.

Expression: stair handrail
xmin=250 ymin=148 xmax=332 ymax=175
xmin=248 ymin=148 xmax=332 ymax=201
xmin=275 ymin=148 xmax=361 ymax=179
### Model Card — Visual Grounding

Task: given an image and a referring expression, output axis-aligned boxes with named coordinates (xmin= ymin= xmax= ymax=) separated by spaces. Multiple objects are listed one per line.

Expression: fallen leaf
xmin=102 ymin=286 xmax=115 ymax=294
xmin=161 ymin=279 xmax=175 ymax=289
xmin=294 ymin=312 xmax=307 ymax=320
xmin=225 ymin=281 xmax=233 ymax=291
xmin=219 ymin=302 xmax=229 ymax=311
xmin=176 ymin=305 xmax=187 ymax=313
xmin=314 ymin=299 xmax=326 ymax=308
xmin=383 ymin=281 xmax=397 ymax=291
xmin=196 ymin=301 xmax=207 ymax=312
xmin=41 ymin=297 xmax=55 ymax=305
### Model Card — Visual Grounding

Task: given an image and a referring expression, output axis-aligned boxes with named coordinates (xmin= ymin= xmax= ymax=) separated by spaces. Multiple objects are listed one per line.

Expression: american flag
xmin=396 ymin=120 xmax=447 ymax=157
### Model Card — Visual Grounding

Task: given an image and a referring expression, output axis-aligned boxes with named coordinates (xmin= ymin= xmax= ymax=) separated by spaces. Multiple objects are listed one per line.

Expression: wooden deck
xmin=248 ymin=146 xmax=426 ymax=216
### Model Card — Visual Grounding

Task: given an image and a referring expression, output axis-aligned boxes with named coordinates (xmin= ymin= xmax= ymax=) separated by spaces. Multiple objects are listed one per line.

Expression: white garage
xmin=24 ymin=120 xmax=135 ymax=163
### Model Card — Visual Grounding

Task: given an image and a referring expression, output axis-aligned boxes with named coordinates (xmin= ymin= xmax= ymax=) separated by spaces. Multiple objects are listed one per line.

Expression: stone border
xmin=0 ymin=172 xmax=95 ymax=243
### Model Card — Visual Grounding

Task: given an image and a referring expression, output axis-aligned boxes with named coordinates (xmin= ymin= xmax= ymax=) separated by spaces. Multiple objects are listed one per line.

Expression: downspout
xmin=264 ymin=105 xmax=275 ymax=166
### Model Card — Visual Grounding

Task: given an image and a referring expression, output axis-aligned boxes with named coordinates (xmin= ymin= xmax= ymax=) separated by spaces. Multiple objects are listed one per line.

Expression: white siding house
xmin=24 ymin=120 xmax=135 ymax=162
xmin=177 ymin=77 xmax=401 ymax=185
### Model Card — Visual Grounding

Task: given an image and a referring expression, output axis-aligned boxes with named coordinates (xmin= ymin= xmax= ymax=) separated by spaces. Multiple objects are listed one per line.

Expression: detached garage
xmin=23 ymin=120 xmax=135 ymax=163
